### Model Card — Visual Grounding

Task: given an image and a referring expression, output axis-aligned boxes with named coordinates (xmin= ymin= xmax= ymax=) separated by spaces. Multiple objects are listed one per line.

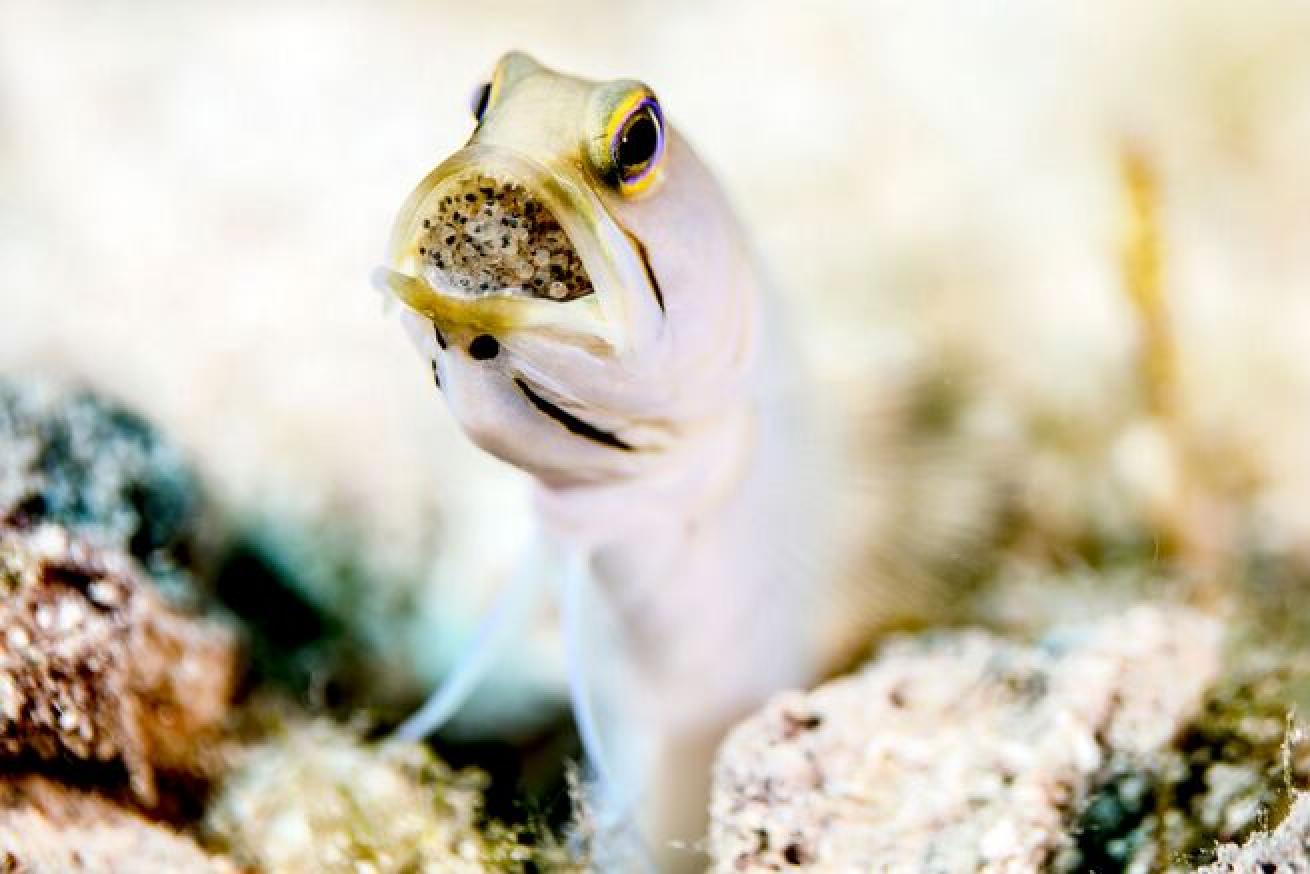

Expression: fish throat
xmin=415 ymin=171 xmax=595 ymax=302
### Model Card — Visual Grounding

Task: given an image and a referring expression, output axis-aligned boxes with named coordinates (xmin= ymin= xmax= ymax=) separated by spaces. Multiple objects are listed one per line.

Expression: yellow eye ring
xmin=605 ymin=90 xmax=666 ymax=197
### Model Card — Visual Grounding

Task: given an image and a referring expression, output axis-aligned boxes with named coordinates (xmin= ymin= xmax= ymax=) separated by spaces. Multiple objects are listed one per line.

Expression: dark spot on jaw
xmin=430 ymin=359 xmax=441 ymax=390
xmin=780 ymin=711 xmax=823 ymax=739
xmin=432 ymin=324 xmax=447 ymax=350
xmin=782 ymin=843 xmax=809 ymax=865
xmin=513 ymin=377 xmax=632 ymax=451
xmin=469 ymin=334 xmax=499 ymax=360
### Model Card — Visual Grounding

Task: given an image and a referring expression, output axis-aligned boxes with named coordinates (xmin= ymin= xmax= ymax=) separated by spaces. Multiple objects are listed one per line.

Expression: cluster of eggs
xmin=417 ymin=173 xmax=594 ymax=302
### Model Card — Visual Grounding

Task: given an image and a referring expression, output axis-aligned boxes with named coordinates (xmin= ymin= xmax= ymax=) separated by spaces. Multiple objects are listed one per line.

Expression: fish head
xmin=378 ymin=52 xmax=759 ymax=487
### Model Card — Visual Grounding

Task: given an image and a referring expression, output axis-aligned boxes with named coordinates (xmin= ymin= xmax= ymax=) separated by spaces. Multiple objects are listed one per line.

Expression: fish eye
xmin=609 ymin=96 xmax=665 ymax=196
xmin=470 ymin=81 xmax=492 ymax=122
xmin=615 ymin=104 xmax=660 ymax=175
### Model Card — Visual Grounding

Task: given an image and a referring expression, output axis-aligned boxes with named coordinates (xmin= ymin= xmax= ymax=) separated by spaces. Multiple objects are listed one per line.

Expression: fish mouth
xmin=378 ymin=146 xmax=663 ymax=354
xmin=412 ymin=169 xmax=596 ymax=303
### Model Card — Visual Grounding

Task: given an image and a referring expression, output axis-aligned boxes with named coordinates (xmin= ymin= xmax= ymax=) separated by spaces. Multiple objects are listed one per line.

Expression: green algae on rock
xmin=205 ymin=719 xmax=584 ymax=874
xmin=1063 ymin=657 xmax=1310 ymax=872
xmin=1198 ymin=791 xmax=1310 ymax=873
xmin=0 ymin=378 xmax=208 ymax=606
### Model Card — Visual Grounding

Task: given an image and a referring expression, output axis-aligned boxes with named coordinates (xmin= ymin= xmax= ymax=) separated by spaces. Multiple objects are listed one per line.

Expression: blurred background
xmin=3 ymin=0 xmax=1310 ymax=822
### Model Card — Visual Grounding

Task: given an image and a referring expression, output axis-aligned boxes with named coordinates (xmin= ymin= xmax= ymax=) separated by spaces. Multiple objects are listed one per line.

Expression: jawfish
xmin=377 ymin=52 xmax=835 ymax=870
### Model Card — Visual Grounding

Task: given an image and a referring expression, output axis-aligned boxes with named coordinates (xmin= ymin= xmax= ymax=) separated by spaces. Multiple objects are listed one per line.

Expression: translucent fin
xmin=560 ymin=547 xmax=626 ymax=808
xmin=394 ymin=538 xmax=549 ymax=742
xmin=559 ymin=547 xmax=657 ymax=873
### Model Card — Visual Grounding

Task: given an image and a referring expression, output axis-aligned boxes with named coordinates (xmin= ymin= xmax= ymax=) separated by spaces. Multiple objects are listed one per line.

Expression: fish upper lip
xmin=373 ymin=265 xmax=616 ymax=356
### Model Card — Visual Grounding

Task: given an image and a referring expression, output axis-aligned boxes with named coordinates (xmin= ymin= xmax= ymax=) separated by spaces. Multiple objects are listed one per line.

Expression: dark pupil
xmin=618 ymin=110 xmax=659 ymax=176
xmin=471 ymin=82 xmax=492 ymax=121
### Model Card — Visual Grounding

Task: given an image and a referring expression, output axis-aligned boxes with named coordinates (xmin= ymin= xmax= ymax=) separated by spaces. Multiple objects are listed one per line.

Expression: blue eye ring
xmin=470 ymin=62 xmax=508 ymax=125
xmin=470 ymin=81 xmax=492 ymax=122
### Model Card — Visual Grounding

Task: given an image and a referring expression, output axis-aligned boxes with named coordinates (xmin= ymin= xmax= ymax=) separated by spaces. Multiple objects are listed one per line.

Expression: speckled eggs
xmin=417 ymin=173 xmax=594 ymax=302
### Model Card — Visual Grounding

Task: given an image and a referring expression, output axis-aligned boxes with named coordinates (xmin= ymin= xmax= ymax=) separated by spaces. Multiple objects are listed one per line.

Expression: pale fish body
xmin=378 ymin=53 xmax=834 ymax=870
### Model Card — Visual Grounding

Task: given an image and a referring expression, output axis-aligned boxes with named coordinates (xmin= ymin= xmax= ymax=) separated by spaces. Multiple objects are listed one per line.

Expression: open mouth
xmin=413 ymin=170 xmax=595 ymax=302
xmin=381 ymin=147 xmax=663 ymax=355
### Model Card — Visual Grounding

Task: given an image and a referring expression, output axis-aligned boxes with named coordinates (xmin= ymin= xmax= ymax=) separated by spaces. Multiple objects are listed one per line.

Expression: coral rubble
xmin=0 ymin=776 xmax=238 ymax=873
xmin=1199 ymin=791 xmax=1310 ymax=873
xmin=205 ymin=719 xmax=565 ymax=874
xmin=0 ymin=379 xmax=208 ymax=604
xmin=0 ymin=523 xmax=238 ymax=804
xmin=709 ymin=605 xmax=1221 ymax=872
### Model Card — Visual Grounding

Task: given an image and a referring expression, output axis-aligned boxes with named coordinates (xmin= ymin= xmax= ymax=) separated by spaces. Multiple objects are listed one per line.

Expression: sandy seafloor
xmin=3 ymin=0 xmax=1310 ymax=727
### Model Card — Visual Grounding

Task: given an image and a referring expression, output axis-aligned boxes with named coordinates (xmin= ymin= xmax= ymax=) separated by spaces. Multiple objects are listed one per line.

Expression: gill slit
xmin=619 ymin=226 xmax=665 ymax=314
xmin=513 ymin=376 xmax=633 ymax=451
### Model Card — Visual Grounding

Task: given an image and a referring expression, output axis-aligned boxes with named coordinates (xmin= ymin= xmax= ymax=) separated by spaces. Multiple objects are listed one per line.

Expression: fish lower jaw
xmin=418 ymin=268 xmax=525 ymax=301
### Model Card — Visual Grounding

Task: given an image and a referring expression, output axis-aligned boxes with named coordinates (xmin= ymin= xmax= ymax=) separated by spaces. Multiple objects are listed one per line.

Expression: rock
xmin=1067 ymin=659 xmax=1310 ymax=872
xmin=0 ymin=776 xmax=238 ymax=873
xmin=1198 ymin=791 xmax=1310 ymax=873
xmin=0 ymin=775 xmax=238 ymax=873
xmin=709 ymin=605 xmax=1222 ymax=872
xmin=0 ymin=379 xmax=207 ymax=605
xmin=0 ymin=524 xmax=238 ymax=804
xmin=206 ymin=719 xmax=571 ymax=874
